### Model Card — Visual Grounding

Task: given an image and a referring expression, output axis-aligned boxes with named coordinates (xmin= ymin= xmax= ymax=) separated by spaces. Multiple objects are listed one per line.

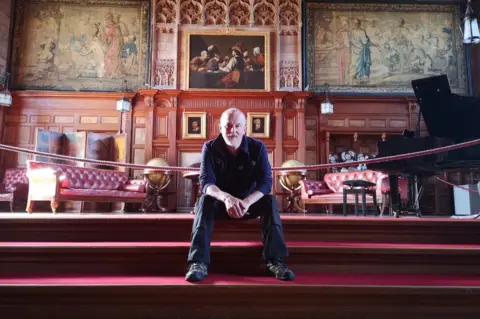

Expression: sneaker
xmin=185 ymin=262 xmax=208 ymax=282
xmin=266 ymin=260 xmax=295 ymax=281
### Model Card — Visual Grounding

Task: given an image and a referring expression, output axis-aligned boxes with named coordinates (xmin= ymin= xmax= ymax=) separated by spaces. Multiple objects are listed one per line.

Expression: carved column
xmin=138 ymin=89 xmax=158 ymax=162
xmin=277 ymin=0 xmax=302 ymax=91
xmin=295 ymin=93 xmax=309 ymax=163
xmin=408 ymin=100 xmax=419 ymax=132
xmin=152 ymin=0 xmax=178 ymax=89
xmin=273 ymin=92 xmax=286 ymax=204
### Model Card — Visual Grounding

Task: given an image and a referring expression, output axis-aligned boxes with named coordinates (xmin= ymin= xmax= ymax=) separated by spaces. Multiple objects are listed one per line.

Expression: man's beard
xmin=224 ymin=134 xmax=242 ymax=148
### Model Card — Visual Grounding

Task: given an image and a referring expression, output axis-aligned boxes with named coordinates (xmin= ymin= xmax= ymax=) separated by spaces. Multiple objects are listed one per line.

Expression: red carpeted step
xmin=0 ymin=272 xmax=480 ymax=286
xmin=1 ymin=273 xmax=480 ymax=319
xmin=1 ymin=213 xmax=480 ymax=244
xmin=2 ymin=240 xmax=480 ymax=249
xmin=0 ymin=240 xmax=480 ymax=276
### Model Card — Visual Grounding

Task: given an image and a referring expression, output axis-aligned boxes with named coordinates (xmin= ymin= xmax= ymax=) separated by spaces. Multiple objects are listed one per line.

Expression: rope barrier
xmin=1 ymin=137 xmax=480 ymax=172
xmin=436 ymin=177 xmax=480 ymax=193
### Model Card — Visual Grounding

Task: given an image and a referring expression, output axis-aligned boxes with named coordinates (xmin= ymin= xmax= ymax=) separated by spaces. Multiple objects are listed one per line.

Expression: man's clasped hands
xmin=223 ymin=194 xmax=251 ymax=219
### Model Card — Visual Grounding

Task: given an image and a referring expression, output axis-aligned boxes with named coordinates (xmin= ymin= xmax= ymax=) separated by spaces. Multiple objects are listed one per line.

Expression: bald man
xmin=185 ymin=108 xmax=294 ymax=282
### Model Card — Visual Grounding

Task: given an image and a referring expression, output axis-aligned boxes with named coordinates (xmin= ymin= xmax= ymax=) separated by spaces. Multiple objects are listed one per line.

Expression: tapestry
xmin=12 ymin=0 xmax=149 ymax=91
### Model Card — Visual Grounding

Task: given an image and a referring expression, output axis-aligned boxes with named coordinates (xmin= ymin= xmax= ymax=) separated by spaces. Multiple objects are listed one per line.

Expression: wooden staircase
xmin=1 ymin=213 xmax=480 ymax=319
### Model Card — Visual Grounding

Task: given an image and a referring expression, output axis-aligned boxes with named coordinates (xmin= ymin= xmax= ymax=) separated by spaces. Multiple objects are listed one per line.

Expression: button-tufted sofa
xmin=0 ymin=168 xmax=29 ymax=211
xmin=26 ymin=160 xmax=146 ymax=213
xmin=299 ymin=170 xmax=386 ymax=214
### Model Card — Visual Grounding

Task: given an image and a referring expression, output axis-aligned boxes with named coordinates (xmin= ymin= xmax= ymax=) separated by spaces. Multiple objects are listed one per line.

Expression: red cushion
xmin=60 ymin=189 xmax=146 ymax=199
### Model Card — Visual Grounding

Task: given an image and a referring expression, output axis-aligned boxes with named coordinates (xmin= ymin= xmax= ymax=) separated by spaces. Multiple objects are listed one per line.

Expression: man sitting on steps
xmin=185 ymin=107 xmax=295 ymax=282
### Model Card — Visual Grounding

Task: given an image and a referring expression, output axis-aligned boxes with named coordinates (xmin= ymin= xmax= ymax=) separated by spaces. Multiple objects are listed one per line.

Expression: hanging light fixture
xmin=116 ymin=96 xmax=131 ymax=113
xmin=462 ymin=0 xmax=480 ymax=44
xmin=116 ymin=96 xmax=131 ymax=134
xmin=0 ymin=72 xmax=12 ymax=107
xmin=320 ymin=83 xmax=333 ymax=115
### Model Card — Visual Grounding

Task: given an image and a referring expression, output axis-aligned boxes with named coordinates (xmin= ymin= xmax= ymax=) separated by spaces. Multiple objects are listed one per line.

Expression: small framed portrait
xmin=246 ymin=112 xmax=270 ymax=138
xmin=182 ymin=112 xmax=207 ymax=139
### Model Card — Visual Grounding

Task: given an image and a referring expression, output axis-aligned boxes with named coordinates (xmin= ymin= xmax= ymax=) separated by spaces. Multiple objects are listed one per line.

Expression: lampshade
xmin=321 ymin=100 xmax=333 ymax=115
xmin=463 ymin=0 xmax=480 ymax=44
xmin=116 ymin=96 xmax=131 ymax=113
xmin=0 ymin=91 xmax=12 ymax=107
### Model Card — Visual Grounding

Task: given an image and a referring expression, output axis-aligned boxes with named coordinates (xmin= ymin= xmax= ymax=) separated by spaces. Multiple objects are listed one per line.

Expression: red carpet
xmin=1 ymin=273 xmax=480 ymax=286
xmin=1 ymin=241 xmax=479 ymax=249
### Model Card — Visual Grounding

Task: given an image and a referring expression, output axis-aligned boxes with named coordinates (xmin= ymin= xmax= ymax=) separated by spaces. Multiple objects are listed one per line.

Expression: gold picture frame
xmin=246 ymin=112 xmax=270 ymax=138
xmin=184 ymin=30 xmax=270 ymax=91
xmin=182 ymin=112 xmax=207 ymax=139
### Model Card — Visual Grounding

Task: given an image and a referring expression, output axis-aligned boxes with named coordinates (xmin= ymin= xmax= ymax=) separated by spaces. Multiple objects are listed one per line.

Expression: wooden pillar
xmin=296 ymin=96 xmax=306 ymax=163
xmin=273 ymin=92 xmax=286 ymax=204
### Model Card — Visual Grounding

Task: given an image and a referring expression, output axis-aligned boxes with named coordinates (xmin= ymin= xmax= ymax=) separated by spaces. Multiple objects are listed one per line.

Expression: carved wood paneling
xmin=178 ymin=0 xmax=278 ymax=26
xmin=2 ymin=92 xmax=137 ymax=167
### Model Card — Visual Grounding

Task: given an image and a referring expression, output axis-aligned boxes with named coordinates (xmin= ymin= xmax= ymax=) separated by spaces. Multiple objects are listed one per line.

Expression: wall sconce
xmin=320 ymin=83 xmax=333 ymax=115
xmin=0 ymin=72 xmax=12 ymax=107
xmin=462 ymin=0 xmax=480 ymax=44
xmin=116 ymin=96 xmax=131 ymax=134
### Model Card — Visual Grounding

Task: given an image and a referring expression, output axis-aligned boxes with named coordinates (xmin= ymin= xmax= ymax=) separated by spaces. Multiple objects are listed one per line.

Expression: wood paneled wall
xmin=2 ymin=91 xmax=135 ymax=168
xmin=2 ymin=89 xmax=307 ymax=211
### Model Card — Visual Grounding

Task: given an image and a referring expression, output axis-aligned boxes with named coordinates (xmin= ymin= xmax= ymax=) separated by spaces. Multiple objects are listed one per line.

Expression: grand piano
xmin=369 ymin=74 xmax=480 ymax=217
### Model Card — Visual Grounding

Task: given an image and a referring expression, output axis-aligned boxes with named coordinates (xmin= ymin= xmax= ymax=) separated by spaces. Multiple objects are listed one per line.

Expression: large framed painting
xmin=185 ymin=30 xmax=270 ymax=91
xmin=11 ymin=0 xmax=149 ymax=92
xmin=306 ymin=3 xmax=467 ymax=94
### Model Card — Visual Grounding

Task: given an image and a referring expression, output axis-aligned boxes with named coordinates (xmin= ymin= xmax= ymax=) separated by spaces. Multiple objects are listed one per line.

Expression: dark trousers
xmin=187 ymin=194 xmax=289 ymax=265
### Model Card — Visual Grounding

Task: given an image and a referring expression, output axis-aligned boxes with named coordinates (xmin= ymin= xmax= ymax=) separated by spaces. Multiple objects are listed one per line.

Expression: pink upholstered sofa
xmin=300 ymin=170 xmax=408 ymax=215
xmin=26 ymin=160 xmax=146 ymax=213
xmin=0 ymin=168 xmax=29 ymax=211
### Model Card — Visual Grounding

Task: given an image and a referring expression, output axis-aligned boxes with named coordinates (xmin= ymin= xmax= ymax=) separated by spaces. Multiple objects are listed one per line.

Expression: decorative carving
xmin=254 ymin=0 xmax=276 ymax=26
xmin=176 ymin=0 xmax=277 ymax=26
xmin=155 ymin=98 xmax=171 ymax=108
xmin=279 ymin=25 xmax=299 ymax=36
xmin=279 ymin=61 xmax=300 ymax=89
xmin=144 ymin=96 xmax=154 ymax=107
xmin=205 ymin=0 xmax=228 ymax=25
xmin=154 ymin=59 xmax=175 ymax=88
xmin=180 ymin=0 xmax=203 ymax=24
xmin=230 ymin=0 xmax=250 ymax=26
xmin=156 ymin=23 xmax=175 ymax=33
xmin=156 ymin=0 xmax=177 ymax=23
xmin=181 ymin=98 xmax=274 ymax=109
xmin=408 ymin=101 xmax=419 ymax=112
xmin=279 ymin=0 xmax=300 ymax=26
xmin=283 ymin=100 xmax=297 ymax=110
xmin=138 ymin=89 xmax=159 ymax=107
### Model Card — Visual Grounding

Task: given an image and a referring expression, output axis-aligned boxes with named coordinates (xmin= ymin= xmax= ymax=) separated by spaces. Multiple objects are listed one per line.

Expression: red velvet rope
xmin=436 ymin=177 xmax=480 ymax=193
xmin=1 ymin=137 xmax=480 ymax=172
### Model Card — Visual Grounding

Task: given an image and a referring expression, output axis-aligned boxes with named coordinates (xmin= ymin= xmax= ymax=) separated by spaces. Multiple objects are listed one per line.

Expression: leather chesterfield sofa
xmin=299 ymin=169 xmax=407 ymax=215
xmin=0 ymin=168 xmax=29 ymax=211
xmin=26 ymin=160 xmax=146 ymax=213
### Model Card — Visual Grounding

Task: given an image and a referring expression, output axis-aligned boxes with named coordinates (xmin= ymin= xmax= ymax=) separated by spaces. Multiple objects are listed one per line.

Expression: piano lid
xmin=411 ymin=74 xmax=456 ymax=139
xmin=412 ymin=74 xmax=480 ymax=140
